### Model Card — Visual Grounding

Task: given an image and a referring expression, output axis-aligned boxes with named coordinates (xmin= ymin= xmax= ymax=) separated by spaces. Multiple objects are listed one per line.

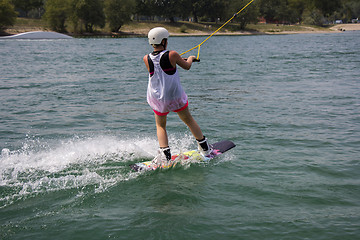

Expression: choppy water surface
xmin=1 ymin=31 xmax=359 ymax=239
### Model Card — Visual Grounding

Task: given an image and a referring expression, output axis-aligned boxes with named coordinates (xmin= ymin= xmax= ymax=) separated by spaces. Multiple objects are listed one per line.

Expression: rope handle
xmin=183 ymin=58 xmax=200 ymax=62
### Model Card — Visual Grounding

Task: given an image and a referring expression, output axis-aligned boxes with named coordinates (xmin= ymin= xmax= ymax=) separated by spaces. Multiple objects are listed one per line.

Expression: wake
xmin=0 ymin=134 xmax=194 ymax=208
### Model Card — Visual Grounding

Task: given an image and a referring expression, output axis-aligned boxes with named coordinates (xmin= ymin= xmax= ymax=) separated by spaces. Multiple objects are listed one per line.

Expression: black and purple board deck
xmin=130 ymin=140 xmax=235 ymax=172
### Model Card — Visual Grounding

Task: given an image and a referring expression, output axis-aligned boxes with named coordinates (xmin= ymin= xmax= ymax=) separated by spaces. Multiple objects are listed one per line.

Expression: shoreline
xmin=2 ymin=22 xmax=360 ymax=38
xmin=173 ymin=23 xmax=360 ymax=36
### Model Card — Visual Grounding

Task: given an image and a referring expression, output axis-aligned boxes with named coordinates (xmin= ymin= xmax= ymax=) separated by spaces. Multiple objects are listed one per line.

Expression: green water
xmin=1 ymin=31 xmax=359 ymax=239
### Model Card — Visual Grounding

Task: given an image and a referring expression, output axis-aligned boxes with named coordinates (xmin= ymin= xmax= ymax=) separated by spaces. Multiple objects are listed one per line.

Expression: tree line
xmin=1 ymin=0 xmax=359 ymax=33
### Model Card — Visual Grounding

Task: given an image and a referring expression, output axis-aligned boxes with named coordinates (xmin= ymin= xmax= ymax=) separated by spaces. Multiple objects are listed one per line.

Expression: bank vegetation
xmin=1 ymin=0 xmax=359 ymax=35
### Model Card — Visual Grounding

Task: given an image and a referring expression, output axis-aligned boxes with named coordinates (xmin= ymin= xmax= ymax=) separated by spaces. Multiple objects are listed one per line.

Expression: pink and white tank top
xmin=147 ymin=50 xmax=188 ymax=113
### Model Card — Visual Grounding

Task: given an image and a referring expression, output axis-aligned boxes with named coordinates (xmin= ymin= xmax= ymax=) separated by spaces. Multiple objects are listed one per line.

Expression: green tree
xmin=312 ymin=0 xmax=341 ymax=17
xmin=188 ymin=0 xmax=202 ymax=22
xmin=288 ymin=0 xmax=306 ymax=23
xmin=258 ymin=0 xmax=290 ymax=23
xmin=332 ymin=0 xmax=360 ymax=22
xmin=301 ymin=0 xmax=342 ymax=25
xmin=177 ymin=0 xmax=192 ymax=21
xmin=11 ymin=0 xmax=43 ymax=17
xmin=274 ymin=0 xmax=291 ymax=23
xmin=135 ymin=0 xmax=156 ymax=19
xmin=153 ymin=0 xmax=181 ymax=22
xmin=258 ymin=0 xmax=307 ymax=24
xmin=229 ymin=0 xmax=260 ymax=29
xmin=258 ymin=0 xmax=278 ymax=22
xmin=209 ymin=0 xmax=229 ymax=22
xmin=105 ymin=0 xmax=135 ymax=32
xmin=43 ymin=0 xmax=70 ymax=32
xmin=72 ymin=0 xmax=105 ymax=32
xmin=183 ymin=0 xmax=229 ymax=23
xmin=0 ymin=0 xmax=17 ymax=31
xmin=345 ymin=0 xmax=360 ymax=19
xmin=302 ymin=7 xmax=324 ymax=25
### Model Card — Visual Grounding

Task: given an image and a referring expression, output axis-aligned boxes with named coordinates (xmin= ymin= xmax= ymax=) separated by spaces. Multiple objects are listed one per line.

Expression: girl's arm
xmin=143 ymin=55 xmax=150 ymax=71
xmin=169 ymin=51 xmax=196 ymax=70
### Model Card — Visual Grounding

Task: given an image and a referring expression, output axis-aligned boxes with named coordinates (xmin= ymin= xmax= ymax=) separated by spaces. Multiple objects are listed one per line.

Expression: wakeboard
xmin=130 ymin=140 xmax=235 ymax=172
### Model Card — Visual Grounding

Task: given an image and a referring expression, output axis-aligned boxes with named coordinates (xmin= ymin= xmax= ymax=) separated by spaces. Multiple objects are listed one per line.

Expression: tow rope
xmin=180 ymin=0 xmax=256 ymax=61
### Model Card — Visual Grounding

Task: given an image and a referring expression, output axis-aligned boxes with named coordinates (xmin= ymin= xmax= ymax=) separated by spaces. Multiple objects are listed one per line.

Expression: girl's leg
xmin=176 ymin=106 xmax=204 ymax=141
xmin=177 ymin=106 xmax=212 ymax=154
xmin=154 ymin=114 xmax=169 ymax=148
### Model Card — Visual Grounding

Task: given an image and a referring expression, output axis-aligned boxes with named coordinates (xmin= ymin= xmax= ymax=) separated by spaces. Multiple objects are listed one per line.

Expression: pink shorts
xmin=153 ymin=101 xmax=189 ymax=116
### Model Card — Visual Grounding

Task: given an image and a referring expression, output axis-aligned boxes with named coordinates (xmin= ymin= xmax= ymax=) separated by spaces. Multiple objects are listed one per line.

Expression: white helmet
xmin=148 ymin=27 xmax=169 ymax=45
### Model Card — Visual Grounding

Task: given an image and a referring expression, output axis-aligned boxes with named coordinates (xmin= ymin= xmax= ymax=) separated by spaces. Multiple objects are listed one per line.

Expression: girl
xmin=143 ymin=27 xmax=212 ymax=163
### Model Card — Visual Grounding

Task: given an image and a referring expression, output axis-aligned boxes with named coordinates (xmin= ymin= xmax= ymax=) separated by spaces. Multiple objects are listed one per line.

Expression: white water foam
xmin=0 ymin=134 xmax=195 ymax=207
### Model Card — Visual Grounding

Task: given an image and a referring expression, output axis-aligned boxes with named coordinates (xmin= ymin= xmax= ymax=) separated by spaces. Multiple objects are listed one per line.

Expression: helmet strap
xmin=161 ymin=39 xmax=167 ymax=49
